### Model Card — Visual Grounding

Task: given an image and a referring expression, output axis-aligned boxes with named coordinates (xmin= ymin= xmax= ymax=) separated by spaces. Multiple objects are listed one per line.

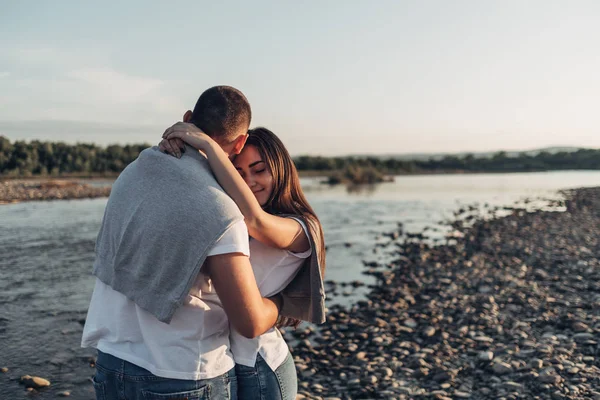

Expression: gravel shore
xmin=0 ymin=180 xmax=111 ymax=204
xmin=285 ymin=187 xmax=600 ymax=399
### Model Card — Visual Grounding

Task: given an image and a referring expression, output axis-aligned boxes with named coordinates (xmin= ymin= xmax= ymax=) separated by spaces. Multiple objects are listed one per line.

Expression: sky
xmin=1 ymin=1 xmax=599 ymax=156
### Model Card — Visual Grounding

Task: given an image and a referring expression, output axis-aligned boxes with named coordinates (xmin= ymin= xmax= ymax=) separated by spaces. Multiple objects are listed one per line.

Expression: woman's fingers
xmin=160 ymin=139 xmax=179 ymax=158
xmin=169 ymin=139 xmax=182 ymax=158
xmin=174 ymin=137 xmax=185 ymax=152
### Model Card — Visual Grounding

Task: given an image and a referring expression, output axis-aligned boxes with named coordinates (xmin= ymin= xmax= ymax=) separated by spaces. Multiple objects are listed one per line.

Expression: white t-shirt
xmin=81 ymin=220 xmax=250 ymax=380
xmin=230 ymin=217 xmax=311 ymax=371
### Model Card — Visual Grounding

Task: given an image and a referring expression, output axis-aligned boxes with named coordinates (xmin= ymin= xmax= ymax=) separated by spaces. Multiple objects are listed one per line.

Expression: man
xmin=81 ymin=86 xmax=281 ymax=399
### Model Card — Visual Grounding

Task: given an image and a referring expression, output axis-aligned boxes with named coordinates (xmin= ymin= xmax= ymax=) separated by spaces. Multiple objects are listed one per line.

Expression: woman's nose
xmin=243 ymin=174 xmax=256 ymax=187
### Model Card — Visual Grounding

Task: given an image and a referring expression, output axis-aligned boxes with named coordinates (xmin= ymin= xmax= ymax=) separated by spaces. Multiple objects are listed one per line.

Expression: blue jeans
xmin=93 ymin=350 xmax=237 ymax=400
xmin=235 ymin=352 xmax=297 ymax=400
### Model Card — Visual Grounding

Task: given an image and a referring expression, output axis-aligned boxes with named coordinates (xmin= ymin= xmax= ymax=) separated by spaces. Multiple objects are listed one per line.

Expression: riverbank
xmin=285 ymin=187 xmax=600 ymax=399
xmin=0 ymin=180 xmax=111 ymax=204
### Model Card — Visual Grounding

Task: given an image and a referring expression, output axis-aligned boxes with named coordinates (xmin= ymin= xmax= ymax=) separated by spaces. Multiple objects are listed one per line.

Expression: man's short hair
xmin=190 ymin=86 xmax=251 ymax=142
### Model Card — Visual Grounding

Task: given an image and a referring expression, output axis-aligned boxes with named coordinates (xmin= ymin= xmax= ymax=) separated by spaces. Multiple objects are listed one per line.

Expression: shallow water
xmin=1 ymin=170 xmax=599 ymax=398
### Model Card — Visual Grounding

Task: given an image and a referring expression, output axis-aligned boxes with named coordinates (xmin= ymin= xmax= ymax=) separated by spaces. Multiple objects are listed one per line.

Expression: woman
xmin=159 ymin=124 xmax=326 ymax=400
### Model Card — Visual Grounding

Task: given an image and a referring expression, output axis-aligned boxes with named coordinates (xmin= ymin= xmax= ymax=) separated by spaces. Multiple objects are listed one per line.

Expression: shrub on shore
xmin=325 ymin=165 xmax=394 ymax=185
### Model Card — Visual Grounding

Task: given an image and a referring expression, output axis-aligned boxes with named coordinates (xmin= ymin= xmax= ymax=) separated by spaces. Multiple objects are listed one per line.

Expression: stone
xmin=572 ymin=322 xmax=589 ymax=332
xmin=311 ymin=383 xmax=324 ymax=391
xmin=551 ymin=391 xmax=566 ymax=400
xmin=20 ymin=375 xmax=51 ymax=389
xmin=573 ymin=333 xmax=594 ymax=342
xmin=492 ymin=362 xmax=512 ymax=375
xmin=0 ymin=367 xmax=8 ymax=373
xmin=301 ymin=369 xmax=315 ymax=378
xmin=58 ymin=391 xmax=71 ymax=397
xmin=362 ymin=375 xmax=377 ymax=384
xmin=538 ymin=368 xmax=562 ymax=384
xmin=478 ymin=351 xmax=494 ymax=361
xmin=454 ymin=390 xmax=471 ymax=398
xmin=474 ymin=336 xmax=494 ymax=343
xmin=503 ymin=382 xmax=523 ymax=391
xmin=423 ymin=326 xmax=436 ymax=337
xmin=404 ymin=318 xmax=418 ymax=328
xmin=529 ymin=358 xmax=543 ymax=369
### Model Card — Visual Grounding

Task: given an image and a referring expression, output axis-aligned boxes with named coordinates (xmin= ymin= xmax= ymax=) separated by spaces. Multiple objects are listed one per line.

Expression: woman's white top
xmin=230 ymin=217 xmax=311 ymax=371
xmin=81 ymin=220 xmax=250 ymax=380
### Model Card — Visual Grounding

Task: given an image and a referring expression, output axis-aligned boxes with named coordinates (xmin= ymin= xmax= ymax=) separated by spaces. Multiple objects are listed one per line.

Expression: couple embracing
xmin=81 ymin=86 xmax=326 ymax=400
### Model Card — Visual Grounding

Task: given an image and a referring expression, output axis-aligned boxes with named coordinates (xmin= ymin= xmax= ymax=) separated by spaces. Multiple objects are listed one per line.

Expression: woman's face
xmin=233 ymin=145 xmax=274 ymax=207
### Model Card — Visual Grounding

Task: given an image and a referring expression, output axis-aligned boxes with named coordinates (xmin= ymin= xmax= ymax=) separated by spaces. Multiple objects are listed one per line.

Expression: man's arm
xmin=205 ymin=253 xmax=281 ymax=338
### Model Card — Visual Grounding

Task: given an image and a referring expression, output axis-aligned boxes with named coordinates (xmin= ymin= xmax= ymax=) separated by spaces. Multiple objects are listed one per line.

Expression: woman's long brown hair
xmin=245 ymin=127 xmax=326 ymax=278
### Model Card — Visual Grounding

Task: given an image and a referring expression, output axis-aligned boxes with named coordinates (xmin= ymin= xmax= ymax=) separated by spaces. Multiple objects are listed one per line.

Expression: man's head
xmin=183 ymin=86 xmax=251 ymax=156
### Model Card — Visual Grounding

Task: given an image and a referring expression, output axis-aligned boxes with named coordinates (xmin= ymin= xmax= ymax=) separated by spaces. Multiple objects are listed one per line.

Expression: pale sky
xmin=1 ymin=1 xmax=599 ymax=156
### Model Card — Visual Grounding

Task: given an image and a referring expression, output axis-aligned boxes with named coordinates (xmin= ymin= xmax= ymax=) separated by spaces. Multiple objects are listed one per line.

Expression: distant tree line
xmin=1 ymin=136 xmax=599 ymax=177
xmin=0 ymin=137 xmax=147 ymax=177
xmin=294 ymin=149 xmax=600 ymax=173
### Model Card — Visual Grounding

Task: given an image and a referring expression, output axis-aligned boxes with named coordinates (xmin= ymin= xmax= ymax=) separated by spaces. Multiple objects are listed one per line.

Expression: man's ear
xmin=232 ymin=134 xmax=248 ymax=155
xmin=183 ymin=110 xmax=193 ymax=122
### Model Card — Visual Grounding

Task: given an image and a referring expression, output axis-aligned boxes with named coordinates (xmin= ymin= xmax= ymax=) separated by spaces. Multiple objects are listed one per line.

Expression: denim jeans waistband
xmin=96 ymin=350 xmax=236 ymax=381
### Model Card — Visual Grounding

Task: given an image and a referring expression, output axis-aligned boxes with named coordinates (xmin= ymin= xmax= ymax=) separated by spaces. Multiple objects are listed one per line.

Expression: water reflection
xmin=345 ymin=183 xmax=378 ymax=195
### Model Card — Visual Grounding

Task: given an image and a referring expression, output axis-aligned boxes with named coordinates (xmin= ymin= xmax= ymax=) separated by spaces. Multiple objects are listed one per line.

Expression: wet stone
xmin=20 ymin=376 xmax=51 ymax=389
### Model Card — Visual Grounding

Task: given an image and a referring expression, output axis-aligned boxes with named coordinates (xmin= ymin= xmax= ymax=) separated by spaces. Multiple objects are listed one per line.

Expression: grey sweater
xmin=93 ymin=146 xmax=243 ymax=323
xmin=279 ymin=215 xmax=326 ymax=324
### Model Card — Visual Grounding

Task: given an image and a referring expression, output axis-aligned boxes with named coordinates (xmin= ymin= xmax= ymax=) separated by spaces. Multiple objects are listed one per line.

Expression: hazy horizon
xmin=1 ymin=1 xmax=599 ymax=155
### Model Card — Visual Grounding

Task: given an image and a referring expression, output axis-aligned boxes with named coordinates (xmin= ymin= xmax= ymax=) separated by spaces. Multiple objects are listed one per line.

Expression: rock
xmin=529 ymin=359 xmax=543 ymax=369
xmin=311 ymin=383 xmax=324 ymax=392
xmin=301 ymin=369 xmax=315 ymax=378
xmin=534 ymin=269 xmax=550 ymax=279
xmin=474 ymin=336 xmax=494 ymax=343
xmin=503 ymin=381 xmax=523 ymax=391
xmin=492 ymin=362 xmax=512 ymax=375
xmin=478 ymin=351 xmax=494 ymax=361
xmin=0 ymin=367 xmax=8 ymax=373
xmin=538 ymin=367 xmax=562 ymax=384
xmin=433 ymin=371 xmax=451 ymax=382
xmin=423 ymin=326 xmax=436 ymax=337
xmin=58 ymin=391 xmax=71 ymax=397
xmin=404 ymin=318 xmax=418 ymax=329
xmin=551 ymin=391 xmax=566 ymax=400
xmin=573 ymin=333 xmax=594 ymax=342
xmin=572 ymin=321 xmax=589 ymax=332
xmin=361 ymin=375 xmax=377 ymax=384
xmin=454 ymin=390 xmax=471 ymax=398
xmin=20 ymin=375 xmax=51 ymax=389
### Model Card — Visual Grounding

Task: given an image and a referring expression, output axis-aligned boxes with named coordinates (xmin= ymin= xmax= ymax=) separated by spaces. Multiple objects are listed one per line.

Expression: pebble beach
xmin=0 ymin=180 xmax=111 ymax=204
xmin=284 ymin=187 xmax=600 ymax=399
